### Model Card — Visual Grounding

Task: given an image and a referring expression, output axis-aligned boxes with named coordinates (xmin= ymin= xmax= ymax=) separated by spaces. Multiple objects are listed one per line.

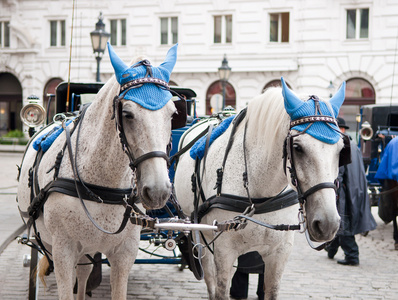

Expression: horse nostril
xmin=141 ymin=185 xmax=171 ymax=203
xmin=142 ymin=186 xmax=150 ymax=201
xmin=312 ymin=219 xmax=323 ymax=236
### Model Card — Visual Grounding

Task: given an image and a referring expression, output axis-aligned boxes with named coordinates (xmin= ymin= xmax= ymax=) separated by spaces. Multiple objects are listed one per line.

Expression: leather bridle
xmin=112 ymin=93 xmax=170 ymax=172
xmin=280 ymin=96 xmax=352 ymax=249
xmin=111 ymin=60 xmax=174 ymax=172
xmin=282 ymin=96 xmax=351 ymax=206
xmin=284 ymin=127 xmax=339 ymax=205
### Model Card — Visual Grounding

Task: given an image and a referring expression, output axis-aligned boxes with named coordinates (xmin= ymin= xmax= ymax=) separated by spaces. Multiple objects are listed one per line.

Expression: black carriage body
xmin=360 ymin=104 xmax=398 ymax=165
xmin=359 ymin=104 xmax=398 ymax=207
xmin=54 ymin=81 xmax=195 ymax=115
xmin=55 ymin=82 xmax=104 ymax=114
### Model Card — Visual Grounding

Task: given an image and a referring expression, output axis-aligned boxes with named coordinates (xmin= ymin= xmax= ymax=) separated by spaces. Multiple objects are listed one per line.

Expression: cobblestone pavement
xmin=1 ymin=207 xmax=397 ymax=299
xmin=0 ymin=150 xmax=398 ymax=299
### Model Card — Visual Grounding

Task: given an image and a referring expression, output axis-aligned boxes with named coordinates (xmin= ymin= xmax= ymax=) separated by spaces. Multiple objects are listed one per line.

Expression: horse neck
xmin=242 ymin=96 xmax=290 ymax=196
xmin=74 ymin=82 xmax=131 ymax=188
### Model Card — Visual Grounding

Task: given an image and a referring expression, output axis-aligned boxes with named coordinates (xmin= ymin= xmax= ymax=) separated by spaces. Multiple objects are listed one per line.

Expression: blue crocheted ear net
xmin=118 ymin=63 xmax=172 ymax=110
xmin=290 ymin=100 xmax=340 ymax=144
xmin=281 ymin=77 xmax=345 ymax=144
xmin=108 ymin=43 xmax=177 ymax=111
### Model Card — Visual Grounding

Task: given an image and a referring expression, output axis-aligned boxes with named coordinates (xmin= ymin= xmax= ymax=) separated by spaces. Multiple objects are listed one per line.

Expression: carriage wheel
xmin=28 ymin=247 xmax=39 ymax=300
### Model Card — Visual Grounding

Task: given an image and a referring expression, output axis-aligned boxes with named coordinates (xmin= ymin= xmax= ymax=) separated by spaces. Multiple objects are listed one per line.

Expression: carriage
xmin=16 ymin=43 xmax=350 ymax=300
xmin=358 ymin=104 xmax=398 ymax=246
xmin=358 ymin=104 xmax=398 ymax=196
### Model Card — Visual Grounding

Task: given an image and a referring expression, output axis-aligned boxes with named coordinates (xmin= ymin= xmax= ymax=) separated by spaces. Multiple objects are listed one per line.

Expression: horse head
xmin=281 ymin=77 xmax=346 ymax=242
xmin=108 ymin=43 xmax=178 ymax=209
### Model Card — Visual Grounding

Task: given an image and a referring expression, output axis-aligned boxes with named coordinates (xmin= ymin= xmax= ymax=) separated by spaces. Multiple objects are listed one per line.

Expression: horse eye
xmin=293 ymin=144 xmax=303 ymax=153
xmin=122 ymin=110 xmax=134 ymax=120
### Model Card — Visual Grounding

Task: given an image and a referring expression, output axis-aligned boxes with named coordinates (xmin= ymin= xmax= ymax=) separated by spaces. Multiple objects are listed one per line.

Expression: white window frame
xmin=268 ymin=12 xmax=289 ymax=43
xmin=213 ymin=15 xmax=232 ymax=44
xmin=49 ymin=20 xmax=66 ymax=47
xmin=110 ymin=19 xmax=127 ymax=47
xmin=160 ymin=17 xmax=178 ymax=45
xmin=346 ymin=8 xmax=369 ymax=40
xmin=0 ymin=21 xmax=10 ymax=48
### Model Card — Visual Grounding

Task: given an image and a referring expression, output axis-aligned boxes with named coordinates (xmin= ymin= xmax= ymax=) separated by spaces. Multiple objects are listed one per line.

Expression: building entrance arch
xmin=205 ymin=80 xmax=236 ymax=115
xmin=0 ymin=73 xmax=23 ymax=135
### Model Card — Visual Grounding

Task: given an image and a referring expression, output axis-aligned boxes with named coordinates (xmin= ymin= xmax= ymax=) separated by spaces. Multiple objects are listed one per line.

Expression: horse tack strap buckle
xmin=214 ymin=204 xmax=255 ymax=232
xmin=214 ymin=219 xmax=248 ymax=232
xmin=129 ymin=214 xmax=157 ymax=229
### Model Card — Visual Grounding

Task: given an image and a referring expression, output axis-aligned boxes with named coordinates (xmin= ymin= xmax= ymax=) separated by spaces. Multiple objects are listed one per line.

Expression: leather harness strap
xmin=196 ymin=190 xmax=298 ymax=223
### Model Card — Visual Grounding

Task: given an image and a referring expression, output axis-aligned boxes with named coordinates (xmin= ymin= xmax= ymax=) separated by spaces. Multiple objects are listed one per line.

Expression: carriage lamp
xmin=360 ymin=121 xmax=374 ymax=141
xmin=327 ymin=80 xmax=335 ymax=98
xmin=218 ymin=54 xmax=231 ymax=110
xmin=20 ymin=95 xmax=46 ymax=127
xmin=90 ymin=12 xmax=110 ymax=82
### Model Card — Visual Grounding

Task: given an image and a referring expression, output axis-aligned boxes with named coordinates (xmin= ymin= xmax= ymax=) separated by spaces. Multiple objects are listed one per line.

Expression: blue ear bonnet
xmin=281 ymin=77 xmax=346 ymax=144
xmin=108 ymin=42 xmax=178 ymax=111
xmin=290 ymin=99 xmax=340 ymax=144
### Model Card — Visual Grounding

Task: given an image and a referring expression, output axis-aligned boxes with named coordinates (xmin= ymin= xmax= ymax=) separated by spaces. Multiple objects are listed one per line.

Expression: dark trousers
xmin=328 ymin=235 xmax=359 ymax=262
xmin=230 ymin=270 xmax=264 ymax=300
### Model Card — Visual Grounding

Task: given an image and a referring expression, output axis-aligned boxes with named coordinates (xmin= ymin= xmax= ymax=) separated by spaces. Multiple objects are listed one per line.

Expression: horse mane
xmin=243 ymin=87 xmax=290 ymax=157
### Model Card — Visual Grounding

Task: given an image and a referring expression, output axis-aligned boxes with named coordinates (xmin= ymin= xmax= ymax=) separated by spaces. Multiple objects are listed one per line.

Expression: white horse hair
xmin=174 ymin=86 xmax=343 ymax=300
xmin=17 ymin=48 xmax=177 ymax=299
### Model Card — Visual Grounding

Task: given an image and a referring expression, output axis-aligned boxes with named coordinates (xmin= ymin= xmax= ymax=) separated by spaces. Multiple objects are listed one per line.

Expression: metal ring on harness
xmin=53 ymin=113 xmax=67 ymax=124
xmin=298 ymin=209 xmax=306 ymax=233
xmin=192 ymin=243 xmax=207 ymax=259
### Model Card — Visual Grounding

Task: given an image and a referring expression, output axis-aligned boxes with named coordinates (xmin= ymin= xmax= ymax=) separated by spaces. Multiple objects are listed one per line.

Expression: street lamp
xmin=218 ymin=54 xmax=231 ymax=110
xmin=327 ymin=80 xmax=335 ymax=98
xmin=90 ymin=12 xmax=110 ymax=82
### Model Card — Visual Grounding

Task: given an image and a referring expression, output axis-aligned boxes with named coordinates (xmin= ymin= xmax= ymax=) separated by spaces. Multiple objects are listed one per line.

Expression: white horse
xmin=174 ymin=78 xmax=347 ymax=300
xmin=17 ymin=43 xmax=179 ymax=300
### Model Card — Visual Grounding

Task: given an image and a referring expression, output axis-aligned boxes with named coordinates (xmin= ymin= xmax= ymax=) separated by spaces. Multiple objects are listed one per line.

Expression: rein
xmin=21 ymin=67 xmax=179 ymax=239
xmin=193 ymin=108 xmax=300 ymax=229
xmin=190 ymin=96 xmax=351 ymax=252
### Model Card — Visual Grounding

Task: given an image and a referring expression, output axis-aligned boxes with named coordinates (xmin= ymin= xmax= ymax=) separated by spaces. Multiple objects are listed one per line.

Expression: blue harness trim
xmin=190 ymin=115 xmax=235 ymax=160
xmin=33 ymin=120 xmax=73 ymax=152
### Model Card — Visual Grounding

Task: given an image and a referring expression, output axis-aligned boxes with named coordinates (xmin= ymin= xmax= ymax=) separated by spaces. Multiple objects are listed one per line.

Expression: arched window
xmin=262 ymin=79 xmax=292 ymax=93
xmin=205 ymin=81 xmax=236 ymax=115
xmin=345 ymin=78 xmax=375 ymax=105
xmin=338 ymin=77 xmax=376 ymax=138
xmin=43 ymin=78 xmax=63 ymax=123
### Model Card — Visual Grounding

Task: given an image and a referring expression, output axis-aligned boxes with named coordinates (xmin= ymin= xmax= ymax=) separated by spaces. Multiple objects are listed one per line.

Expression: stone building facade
xmin=1 ymin=0 xmax=397 ymax=135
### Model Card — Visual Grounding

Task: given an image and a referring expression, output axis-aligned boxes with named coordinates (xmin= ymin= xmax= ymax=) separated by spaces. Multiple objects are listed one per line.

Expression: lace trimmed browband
xmin=120 ymin=77 xmax=169 ymax=92
xmin=290 ymin=115 xmax=337 ymax=129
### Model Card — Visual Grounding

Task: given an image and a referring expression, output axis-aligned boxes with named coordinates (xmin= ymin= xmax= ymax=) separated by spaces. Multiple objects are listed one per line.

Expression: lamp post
xmin=218 ymin=54 xmax=231 ymax=110
xmin=90 ymin=12 xmax=110 ymax=82
xmin=327 ymin=80 xmax=335 ymax=98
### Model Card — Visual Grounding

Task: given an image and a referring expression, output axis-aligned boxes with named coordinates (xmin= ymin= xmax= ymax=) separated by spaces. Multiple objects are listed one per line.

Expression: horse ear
xmin=107 ymin=42 xmax=129 ymax=81
xmin=158 ymin=43 xmax=178 ymax=80
xmin=281 ymin=77 xmax=304 ymax=116
xmin=329 ymin=82 xmax=346 ymax=117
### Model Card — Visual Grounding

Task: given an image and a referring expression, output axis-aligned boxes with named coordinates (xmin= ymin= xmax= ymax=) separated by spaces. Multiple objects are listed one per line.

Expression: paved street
xmin=0 ymin=149 xmax=397 ymax=299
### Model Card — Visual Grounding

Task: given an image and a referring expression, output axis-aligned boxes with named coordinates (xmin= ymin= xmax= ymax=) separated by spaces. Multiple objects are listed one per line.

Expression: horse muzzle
xmin=307 ymin=212 xmax=340 ymax=242
xmin=140 ymin=180 xmax=172 ymax=210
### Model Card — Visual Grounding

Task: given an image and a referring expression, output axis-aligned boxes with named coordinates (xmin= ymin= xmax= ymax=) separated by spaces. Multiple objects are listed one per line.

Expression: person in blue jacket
xmin=375 ymin=136 xmax=398 ymax=249
xmin=326 ymin=117 xmax=377 ymax=265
